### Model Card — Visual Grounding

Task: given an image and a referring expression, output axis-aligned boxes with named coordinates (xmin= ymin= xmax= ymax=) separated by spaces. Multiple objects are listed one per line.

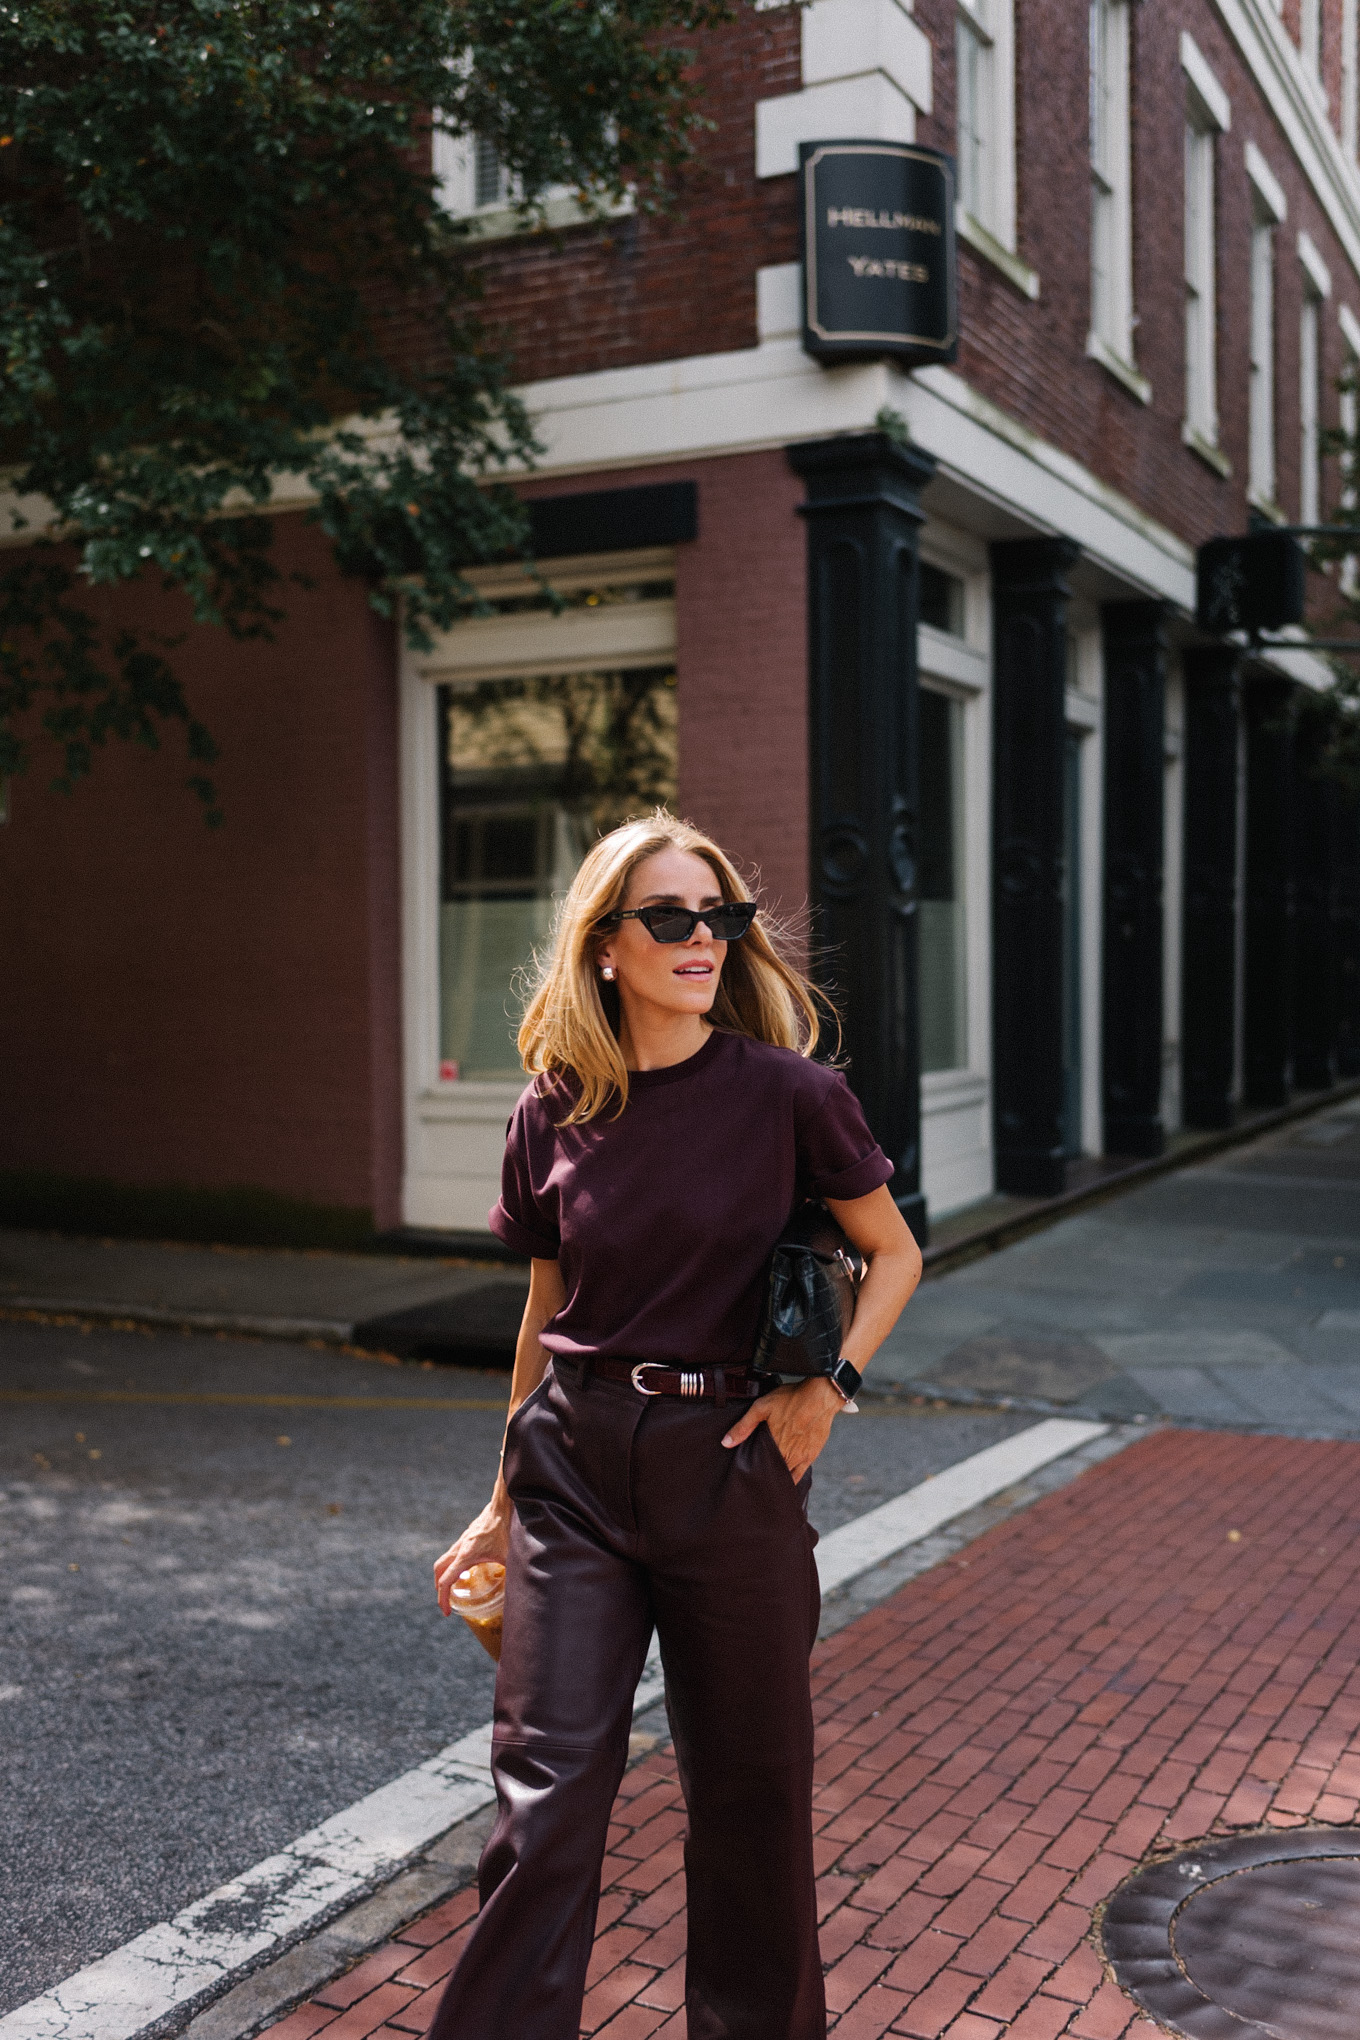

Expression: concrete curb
xmin=0 ymin=1300 xmax=358 ymax=1346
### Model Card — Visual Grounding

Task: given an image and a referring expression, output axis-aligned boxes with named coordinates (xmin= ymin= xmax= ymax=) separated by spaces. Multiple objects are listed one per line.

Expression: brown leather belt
xmin=586 ymin=1358 xmax=773 ymax=1404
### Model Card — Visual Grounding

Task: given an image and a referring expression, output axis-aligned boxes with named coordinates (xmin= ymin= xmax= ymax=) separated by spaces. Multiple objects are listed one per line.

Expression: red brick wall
xmin=466 ymin=7 xmax=801 ymax=385
xmin=519 ymin=448 xmax=809 ymax=924
xmin=917 ymin=0 xmax=1358 ymax=550
xmin=462 ymin=0 xmax=1360 ymax=564
xmin=0 ymin=516 xmax=403 ymax=1226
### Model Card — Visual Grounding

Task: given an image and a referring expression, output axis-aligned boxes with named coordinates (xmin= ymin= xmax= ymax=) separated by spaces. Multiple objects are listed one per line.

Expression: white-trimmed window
xmin=433 ymin=129 xmax=513 ymax=217
xmin=1299 ymin=231 xmax=1333 ymax=527
xmin=425 ymin=555 xmax=678 ymax=1082
xmin=1184 ymin=118 xmax=1218 ymax=450
xmin=1245 ymin=146 xmax=1286 ymax=510
xmin=1301 ymin=289 xmax=1323 ymax=527
xmin=1180 ymin=38 xmax=1230 ymax=462
xmin=1089 ymin=0 xmax=1136 ymax=378
xmin=1249 ymin=211 xmax=1277 ymax=506
xmin=918 ymin=683 xmax=968 ymax=1075
xmin=1340 ymin=304 xmax=1360 ymax=591
xmin=956 ymin=0 xmax=1016 ymax=251
xmin=1302 ymin=0 xmax=1322 ymax=76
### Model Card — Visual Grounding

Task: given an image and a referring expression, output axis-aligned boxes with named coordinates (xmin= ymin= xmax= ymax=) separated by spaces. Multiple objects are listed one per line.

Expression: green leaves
xmin=0 ymin=0 xmax=732 ymax=814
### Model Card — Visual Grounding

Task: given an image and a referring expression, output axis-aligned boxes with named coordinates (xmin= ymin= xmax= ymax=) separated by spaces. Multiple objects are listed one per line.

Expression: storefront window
xmin=438 ymin=666 xmax=678 ymax=1079
xmin=919 ymin=687 xmax=967 ymax=1072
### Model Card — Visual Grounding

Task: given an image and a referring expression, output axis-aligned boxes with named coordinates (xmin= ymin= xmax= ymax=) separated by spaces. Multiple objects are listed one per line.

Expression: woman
xmin=431 ymin=811 xmax=921 ymax=2040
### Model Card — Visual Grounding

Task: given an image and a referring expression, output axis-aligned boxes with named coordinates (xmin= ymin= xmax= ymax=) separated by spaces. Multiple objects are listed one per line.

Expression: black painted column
xmin=1293 ymin=709 xmax=1338 ymax=1089
xmin=1243 ymin=676 xmax=1297 ymax=1107
xmin=788 ymin=431 xmax=937 ymax=1244
xmin=1336 ymin=793 xmax=1360 ymax=1078
xmin=1101 ymin=601 xmax=1169 ymax=1157
xmin=991 ymin=536 xmax=1082 ymax=1196
xmin=1181 ymin=646 xmax=1242 ymax=1129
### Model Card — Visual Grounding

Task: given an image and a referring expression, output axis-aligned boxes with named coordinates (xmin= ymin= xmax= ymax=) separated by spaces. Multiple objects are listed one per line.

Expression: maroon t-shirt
xmin=488 ymin=1029 xmax=893 ymax=1368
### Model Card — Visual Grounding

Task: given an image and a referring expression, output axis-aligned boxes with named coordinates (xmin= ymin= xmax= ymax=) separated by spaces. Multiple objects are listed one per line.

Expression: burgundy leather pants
xmin=428 ymin=1361 xmax=825 ymax=2040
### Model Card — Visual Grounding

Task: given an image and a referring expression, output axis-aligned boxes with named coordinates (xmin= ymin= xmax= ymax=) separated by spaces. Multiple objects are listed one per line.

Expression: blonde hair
xmin=518 ymin=810 xmax=831 ymax=1124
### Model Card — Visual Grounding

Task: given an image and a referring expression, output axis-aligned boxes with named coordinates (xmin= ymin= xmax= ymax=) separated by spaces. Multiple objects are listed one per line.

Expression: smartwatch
xmin=826 ymin=1355 xmax=862 ymax=1411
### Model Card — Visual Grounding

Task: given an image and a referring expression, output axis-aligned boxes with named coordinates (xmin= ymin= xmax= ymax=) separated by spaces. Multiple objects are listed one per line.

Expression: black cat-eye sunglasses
xmin=602 ymin=902 xmax=758 ymax=944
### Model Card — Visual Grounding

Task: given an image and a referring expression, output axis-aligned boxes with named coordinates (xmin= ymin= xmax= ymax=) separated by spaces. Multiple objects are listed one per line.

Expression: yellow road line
xmin=0 ymin=1388 xmax=509 ymax=1412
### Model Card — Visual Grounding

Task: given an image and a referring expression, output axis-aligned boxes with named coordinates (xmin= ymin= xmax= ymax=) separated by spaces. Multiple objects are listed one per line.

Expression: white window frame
xmin=1249 ymin=212 xmax=1278 ymax=508
xmin=433 ymin=123 xmax=626 ymax=241
xmin=1299 ymin=230 xmax=1333 ymax=528
xmin=916 ymin=525 xmax=993 ymax=1218
xmin=433 ymin=128 xmax=515 ymax=219
xmin=398 ymin=549 xmax=677 ymax=1231
xmin=1340 ymin=302 xmax=1360 ymax=591
xmin=955 ymin=0 xmax=1017 ymax=254
xmin=1301 ymin=0 xmax=1322 ymax=78
xmin=1183 ymin=118 xmax=1219 ymax=457
xmin=1246 ymin=144 xmax=1287 ymax=513
xmin=1087 ymin=0 xmax=1144 ymax=397
xmin=1301 ymin=286 xmax=1323 ymax=527
xmin=1344 ymin=0 xmax=1359 ymax=160
xmin=1180 ymin=42 xmax=1230 ymax=470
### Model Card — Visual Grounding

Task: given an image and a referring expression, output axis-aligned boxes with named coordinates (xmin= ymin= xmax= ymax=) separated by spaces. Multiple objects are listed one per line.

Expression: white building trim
xmin=1212 ymin=0 xmax=1360 ymax=278
xmin=1245 ymin=139 xmax=1288 ymax=222
xmin=955 ymin=0 xmax=1018 ymax=256
xmin=1180 ymin=31 xmax=1232 ymax=132
xmin=1299 ymin=227 xmax=1334 ymax=298
xmin=755 ymin=0 xmax=932 ymax=177
xmin=513 ymin=319 xmax=1197 ymax=610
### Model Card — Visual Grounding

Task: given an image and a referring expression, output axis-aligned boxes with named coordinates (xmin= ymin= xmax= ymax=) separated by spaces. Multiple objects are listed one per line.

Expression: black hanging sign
xmin=800 ymin=141 xmax=957 ymax=366
xmin=1196 ymin=531 xmax=1306 ymax=636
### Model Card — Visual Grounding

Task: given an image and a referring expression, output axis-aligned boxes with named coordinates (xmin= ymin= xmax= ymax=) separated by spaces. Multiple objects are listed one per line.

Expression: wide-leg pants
xmin=428 ymin=1361 xmax=826 ymax=2040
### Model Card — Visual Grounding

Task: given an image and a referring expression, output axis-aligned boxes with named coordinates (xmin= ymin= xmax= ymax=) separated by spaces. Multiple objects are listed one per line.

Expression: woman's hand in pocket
xmin=721 ymin=1377 xmax=842 ymax=1485
xmin=434 ymin=1483 xmax=512 ymax=1617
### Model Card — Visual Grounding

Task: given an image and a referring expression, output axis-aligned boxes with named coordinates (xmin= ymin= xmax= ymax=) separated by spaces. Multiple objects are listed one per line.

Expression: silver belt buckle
xmin=631 ymin=1363 xmax=666 ymax=1397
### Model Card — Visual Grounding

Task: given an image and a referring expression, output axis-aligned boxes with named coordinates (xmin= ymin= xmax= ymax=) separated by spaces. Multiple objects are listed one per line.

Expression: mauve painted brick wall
xmin=520 ymin=450 xmax=810 ymax=922
xmin=0 ymin=517 xmax=403 ymax=1226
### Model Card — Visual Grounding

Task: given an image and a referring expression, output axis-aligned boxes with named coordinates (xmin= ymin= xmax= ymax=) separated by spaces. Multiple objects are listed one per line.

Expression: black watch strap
xmin=827 ymin=1355 xmax=862 ymax=1404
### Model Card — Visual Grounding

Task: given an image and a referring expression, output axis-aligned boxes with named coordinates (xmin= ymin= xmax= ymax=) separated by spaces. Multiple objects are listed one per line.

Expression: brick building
xmin=4 ymin=0 xmax=1359 ymax=1245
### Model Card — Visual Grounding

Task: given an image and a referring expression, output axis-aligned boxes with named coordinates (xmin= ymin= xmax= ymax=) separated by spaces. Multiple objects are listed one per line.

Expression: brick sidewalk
xmin=262 ymin=1429 xmax=1360 ymax=2039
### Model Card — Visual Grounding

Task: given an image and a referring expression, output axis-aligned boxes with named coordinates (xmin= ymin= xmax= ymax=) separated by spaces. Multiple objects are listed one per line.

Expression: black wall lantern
xmin=800 ymin=141 xmax=958 ymax=367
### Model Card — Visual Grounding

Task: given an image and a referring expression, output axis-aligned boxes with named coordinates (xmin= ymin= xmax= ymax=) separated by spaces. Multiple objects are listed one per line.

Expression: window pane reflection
xmin=919 ymin=688 xmax=967 ymax=1073
xmin=438 ymin=666 xmax=678 ymax=1079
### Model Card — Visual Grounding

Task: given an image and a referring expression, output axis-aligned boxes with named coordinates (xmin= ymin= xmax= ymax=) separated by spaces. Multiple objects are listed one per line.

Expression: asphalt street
xmin=0 ymin=1320 xmax=1030 ymax=2014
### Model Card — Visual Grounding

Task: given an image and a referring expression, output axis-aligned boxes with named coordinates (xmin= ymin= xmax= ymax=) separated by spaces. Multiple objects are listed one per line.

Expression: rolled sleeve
xmin=488 ymin=1199 xmax=560 ymax=1260
xmin=490 ymin=1094 xmax=562 ymax=1260
xmin=801 ymin=1074 xmax=894 ymax=1203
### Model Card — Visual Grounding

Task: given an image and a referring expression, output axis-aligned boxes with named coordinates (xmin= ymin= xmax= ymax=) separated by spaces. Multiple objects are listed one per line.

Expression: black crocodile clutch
xmin=753 ymin=1201 xmax=864 ymax=1377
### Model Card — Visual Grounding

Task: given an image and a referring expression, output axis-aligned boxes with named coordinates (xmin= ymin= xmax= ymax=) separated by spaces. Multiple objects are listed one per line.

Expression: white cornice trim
xmin=1181 ymin=31 xmax=1233 ymax=132
xmin=1213 ymin=0 xmax=1360 ymax=277
xmin=1245 ymin=138 xmax=1288 ymax=221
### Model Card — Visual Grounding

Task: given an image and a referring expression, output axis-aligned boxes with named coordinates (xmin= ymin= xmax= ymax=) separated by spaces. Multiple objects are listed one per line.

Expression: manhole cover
xmin=1103 ymin=1828 xmax=1360 ymax=2039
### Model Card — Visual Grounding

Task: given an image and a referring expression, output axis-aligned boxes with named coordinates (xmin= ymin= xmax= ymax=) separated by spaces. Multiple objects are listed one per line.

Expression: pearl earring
xmin=600 ymin=964 xmax=617 ymax=982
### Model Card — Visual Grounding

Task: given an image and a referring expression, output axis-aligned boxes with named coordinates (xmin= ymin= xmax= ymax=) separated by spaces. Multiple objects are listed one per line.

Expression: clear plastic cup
xmin=450 ymin=1561 xmax=505 ymax=1661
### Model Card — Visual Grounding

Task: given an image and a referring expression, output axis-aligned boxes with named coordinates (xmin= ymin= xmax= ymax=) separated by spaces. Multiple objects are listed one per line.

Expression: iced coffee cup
xmin=450 ymin=1561 xmax=505 ymax=1661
